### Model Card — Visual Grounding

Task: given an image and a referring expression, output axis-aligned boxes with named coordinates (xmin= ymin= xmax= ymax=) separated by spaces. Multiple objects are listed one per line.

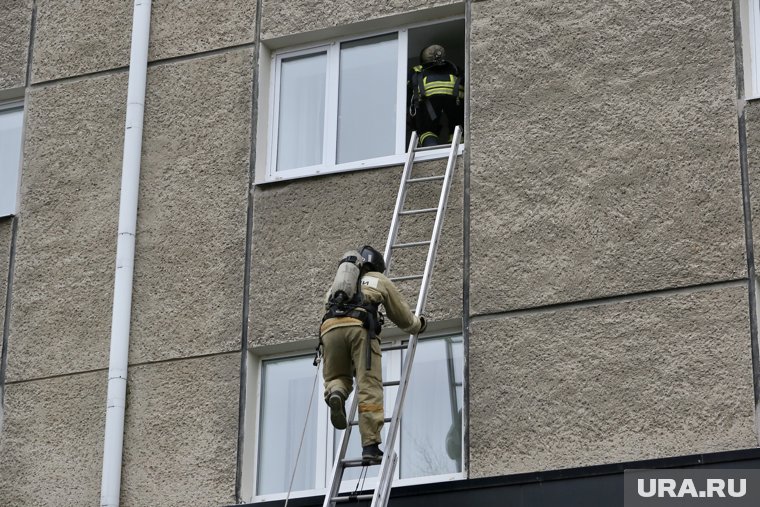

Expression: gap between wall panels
xmin=1 ymin=217 xmax=20 ymax=433
xmin=1 ymin=1 xmax=36 ymax=435
xmin=236 ymin=0 xmax=265 ymax=501
xmin=462 ymin=0 xmax=473 ymax=480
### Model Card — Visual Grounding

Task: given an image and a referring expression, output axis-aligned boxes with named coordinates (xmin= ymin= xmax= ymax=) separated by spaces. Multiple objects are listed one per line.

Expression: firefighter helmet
xmin=420 ymin=44 xmax=446 ymax=65
xmin=359 ymin=245 xmax=386 ymax=274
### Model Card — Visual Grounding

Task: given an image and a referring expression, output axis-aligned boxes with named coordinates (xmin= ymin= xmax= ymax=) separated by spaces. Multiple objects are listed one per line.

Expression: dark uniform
xmin=408 ymin=45 xmax=464 ymax=147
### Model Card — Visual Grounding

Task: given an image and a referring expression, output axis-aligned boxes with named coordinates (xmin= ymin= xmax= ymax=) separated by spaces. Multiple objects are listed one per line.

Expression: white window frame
xmin=265 ymin=17 xmax=465 ymax=183
xmin=0 ymin=99 xmax=24 ymax=218
xmin=250 ymin=333 xmax=465 ymax=503
xmin=742 ymin=0 xmax=760 ymax=99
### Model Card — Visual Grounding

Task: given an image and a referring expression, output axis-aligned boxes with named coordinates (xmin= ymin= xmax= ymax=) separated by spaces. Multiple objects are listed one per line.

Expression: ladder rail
xmin=383 ymin=131 xmax=418 ymax=274
xmin=370 ymin=126 xmax=462 ymax=507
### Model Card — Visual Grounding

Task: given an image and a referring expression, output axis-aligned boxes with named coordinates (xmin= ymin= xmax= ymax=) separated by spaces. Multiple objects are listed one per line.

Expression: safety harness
xmin=409 ymin=61 xmax=463 ymax=122
xmin=321 ymin=279 xmax=384 ymax=370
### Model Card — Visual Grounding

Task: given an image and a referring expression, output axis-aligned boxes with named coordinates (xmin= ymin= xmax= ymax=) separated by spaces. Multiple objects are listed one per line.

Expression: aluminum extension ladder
xmin=322 ymin=126 xmax=462 ymax=507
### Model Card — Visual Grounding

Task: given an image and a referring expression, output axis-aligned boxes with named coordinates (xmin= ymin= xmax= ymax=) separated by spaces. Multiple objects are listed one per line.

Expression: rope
xmin=284 ymin=360 xmax=321 ymax=507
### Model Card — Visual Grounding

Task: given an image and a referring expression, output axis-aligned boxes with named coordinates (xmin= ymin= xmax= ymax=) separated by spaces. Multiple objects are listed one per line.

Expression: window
xmin=265 ymin=18 xmax=465 ymax=182
xmin=0 ymin=101 xmax=24 ymax=217
xmin=251 ymin=333 xmax=464 ymax=502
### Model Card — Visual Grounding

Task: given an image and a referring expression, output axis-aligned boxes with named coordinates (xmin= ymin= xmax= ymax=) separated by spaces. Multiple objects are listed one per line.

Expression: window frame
xmin=0 ymin=99 xmax=24 ymax=218
xmin=742 ymin=0 xmax=760 ymax=99
xmin=250 ymin=332 xmax=465 ymax=503
xmin=264 ymin=16 xmax=464 ymax=183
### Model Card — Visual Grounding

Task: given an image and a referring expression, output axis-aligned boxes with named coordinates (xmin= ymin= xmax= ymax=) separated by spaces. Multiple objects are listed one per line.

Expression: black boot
xmin=327 ymin=392 xmax=347 ymax=430
xmin=362 ymin=443 xmax=383 ymax=462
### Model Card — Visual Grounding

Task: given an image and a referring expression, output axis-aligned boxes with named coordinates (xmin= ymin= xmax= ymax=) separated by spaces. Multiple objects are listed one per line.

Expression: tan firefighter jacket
xmin=320 ymin=271 xmax=423 ymax=337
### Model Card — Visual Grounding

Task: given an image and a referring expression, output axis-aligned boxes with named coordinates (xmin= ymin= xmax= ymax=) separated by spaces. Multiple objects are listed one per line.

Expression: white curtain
xmin=337 ymin=34 xmax=398 ymax=164
xmin=257 ymin=356 xmax=318 ymax=495
xmin=0 ymin=108 xmax=23 ymax=216
xmin=277 ymin=53 xmax=327 ymax=172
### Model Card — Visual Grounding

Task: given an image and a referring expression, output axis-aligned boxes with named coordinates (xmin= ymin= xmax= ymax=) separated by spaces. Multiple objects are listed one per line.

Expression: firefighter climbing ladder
xmin=322 ymin=125 xmax=462 ymax=507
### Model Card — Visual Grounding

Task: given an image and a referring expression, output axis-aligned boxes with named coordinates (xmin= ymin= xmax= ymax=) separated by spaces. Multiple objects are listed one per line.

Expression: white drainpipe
xmin=100 ymin=1 xmax=151 ymax=506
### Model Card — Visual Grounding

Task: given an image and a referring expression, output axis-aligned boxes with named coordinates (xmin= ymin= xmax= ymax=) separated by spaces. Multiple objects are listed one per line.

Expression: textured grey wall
xmin=469 ymin=285 xmax=756 ymax=477
xmin=0 ymin=371 xmax=106 ymax=506
xmin=32 ymin=0 xmax=257 ymax=83
xmin=130 ymin=50 xmax=252 ymax=364
xmin=0 ymin=0 xmax=32 ymax=90
xmin=249 ymin=158 xmax=463 ymax=347
xmin=261 ymin=0 xmax=458 ymax=40
xmin=8 ymin=71 xmax=125 ymax=382
xmin=121 ymin=354 xmax=239 ymax=507
xmin=468 ymin=0 xmax=745 ymax=315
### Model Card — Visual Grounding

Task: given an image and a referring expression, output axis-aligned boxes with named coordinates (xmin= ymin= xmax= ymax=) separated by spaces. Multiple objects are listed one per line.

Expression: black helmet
xmin=420 ymin=44 xmax=446 ymax=65
xmin=359 ymin=245 xmax=386 ymax=274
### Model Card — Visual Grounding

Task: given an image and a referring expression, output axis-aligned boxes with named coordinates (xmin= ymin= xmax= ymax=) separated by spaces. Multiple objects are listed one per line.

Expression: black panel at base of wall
xmin=234 ymin=448 xmax=760 ymax=507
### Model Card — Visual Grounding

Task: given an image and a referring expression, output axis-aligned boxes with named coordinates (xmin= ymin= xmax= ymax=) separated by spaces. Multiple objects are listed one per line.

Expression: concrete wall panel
xmin=7 ymin=72 xmax=126 ymax=382
xmin=744 ymin=101 xmax=760 ymax=257
xmin=249 ymin=158 xmax=462 ymax=347
xmin=32 ymin=0 xmax=257 ymax=83
xmin=121 ymin=354 xmax=239 ymax=507
xmin=0 ymin=372 xmax=105 ymax=506
xmin=261 ymin=0 xmax=458 ymax=40
xmin=130 ymin=49 xmax=252 ymax=364
xmin=32 ymin=0 xmax=131 ymax=83
xmin=469 ymin=0 xmax=745 ymax=315
xmin=469 ymin=285 xmax=757 ymax=478
xmin=0 ymin=0 xmax=32 ymax=90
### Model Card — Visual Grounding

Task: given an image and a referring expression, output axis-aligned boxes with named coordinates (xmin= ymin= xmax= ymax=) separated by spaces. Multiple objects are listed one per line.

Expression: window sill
xmin=257 ymin=144 xmax=464 ymax=185
xmin=251 ymin=472 xmax=465 ymax=503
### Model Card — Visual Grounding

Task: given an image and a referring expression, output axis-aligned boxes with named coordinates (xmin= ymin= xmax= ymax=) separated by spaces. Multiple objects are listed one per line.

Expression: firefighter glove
xmin=418 ymin=315 xmax=427 ymax=334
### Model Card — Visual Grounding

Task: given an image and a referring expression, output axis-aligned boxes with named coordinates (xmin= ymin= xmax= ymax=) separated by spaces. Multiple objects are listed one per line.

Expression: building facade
xmin=1 ymin=0 xmax=759 ymax=506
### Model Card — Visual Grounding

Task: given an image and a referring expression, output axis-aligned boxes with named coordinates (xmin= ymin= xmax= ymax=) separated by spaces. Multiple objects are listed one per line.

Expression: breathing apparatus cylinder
xmin=329 ymin=251 xmax=363 ymax=305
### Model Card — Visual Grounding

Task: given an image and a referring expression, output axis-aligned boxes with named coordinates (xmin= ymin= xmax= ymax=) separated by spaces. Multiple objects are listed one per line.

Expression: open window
xmin=249 ymin=333 xmax=464 ymax=502
xmin=0 ymin=100 xmax=24 ymax=217
xmin=263 ymin=17 xmax=465 ymax=182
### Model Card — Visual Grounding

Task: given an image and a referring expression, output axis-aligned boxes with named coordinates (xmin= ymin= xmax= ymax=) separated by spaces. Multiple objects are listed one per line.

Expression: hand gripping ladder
xmin=323 ymin=126 xmax=462 ymax=507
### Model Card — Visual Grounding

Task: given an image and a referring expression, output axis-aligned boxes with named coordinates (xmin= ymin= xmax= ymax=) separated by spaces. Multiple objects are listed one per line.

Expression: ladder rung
xmin=383 ymin=380 xmax=400 ymax=387
xmin=399 ymin=208 xmax=437 ymax=216
xmin=414 ymin=143 xmax=452 ymax=152
xmin=407 ymin=175 xmax=445 ymax=183
xmin=332 ymin=494 xmax=374 ymax=502
xmin=350 ymin=417 xmax=392 ymax=426
xmin=341 ymin=458 xmax=383 ymax=467
xmin=391 ymin=241 xmax=431 ymax=249
xmin=389 ymin=274 xmax=423 ymax=282
xmin=381 ymin=343 xmax=408 ymax=352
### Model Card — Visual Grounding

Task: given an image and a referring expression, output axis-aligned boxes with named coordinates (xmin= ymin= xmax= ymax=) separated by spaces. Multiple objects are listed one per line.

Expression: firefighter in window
xmin=408 ymin=44 xmax=464 ymax=147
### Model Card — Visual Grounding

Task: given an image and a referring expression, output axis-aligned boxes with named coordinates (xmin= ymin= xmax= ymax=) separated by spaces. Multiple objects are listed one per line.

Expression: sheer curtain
xmin=257 ymin=356 xmax=318 ymax=495
xmin=0 ymin=107 xmax=23 ymax=216
xmin=276 ymin=53 xmax=327 ymax=172
xmin=336 ymin=34 xmax=398 ymax=164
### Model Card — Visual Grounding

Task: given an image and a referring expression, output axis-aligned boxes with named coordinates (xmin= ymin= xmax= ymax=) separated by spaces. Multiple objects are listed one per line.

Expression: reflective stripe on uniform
xmin=359 ymin=403 xmax=384 ymax=413
xmin=422 ymin=75 xmax=456 ymax=96
xmin=419 ymin=131 xmax=437 ymax=144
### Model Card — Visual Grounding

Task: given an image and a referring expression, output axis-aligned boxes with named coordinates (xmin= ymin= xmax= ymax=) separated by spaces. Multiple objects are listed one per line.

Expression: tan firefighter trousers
xmin=321 ymin=325 xmax=384 ymax=447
